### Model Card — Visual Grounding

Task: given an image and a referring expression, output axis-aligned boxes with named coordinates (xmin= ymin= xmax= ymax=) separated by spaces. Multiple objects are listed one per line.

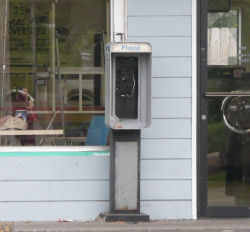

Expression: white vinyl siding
xmin=128 ymin=0 xmax=193 ymax=219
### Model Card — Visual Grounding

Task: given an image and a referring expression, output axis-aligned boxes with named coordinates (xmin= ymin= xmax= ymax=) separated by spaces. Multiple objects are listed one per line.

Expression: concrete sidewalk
xmin=1 ymin=219 xmax=250 ymax=232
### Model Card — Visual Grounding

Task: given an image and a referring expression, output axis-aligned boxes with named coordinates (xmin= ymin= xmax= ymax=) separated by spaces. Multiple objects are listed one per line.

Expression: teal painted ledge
xmin=0 ymin=151 xmax=110 ymax=157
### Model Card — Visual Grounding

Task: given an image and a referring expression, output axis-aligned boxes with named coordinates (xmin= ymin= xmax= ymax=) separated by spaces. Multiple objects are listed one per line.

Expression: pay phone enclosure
xmin=105 ymin=42 xmax=152 ymax=130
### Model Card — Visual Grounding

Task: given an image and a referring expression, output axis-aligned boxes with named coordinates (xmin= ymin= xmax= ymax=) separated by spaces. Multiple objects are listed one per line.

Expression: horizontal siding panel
xmin=141 ymin=119 xmax=191 ymax=139
xmin=128 ymin=37 xmax=191 ymax=57
xmin=141 ymin=201 xmax=192 ymax=219
xmin=128 ymin=16 xmax=191 ymax=37
xmin=152 ymin=98 xmax=191 ymax=118
xmin=0 ymin=181 xmax=109 ymax=201
xmin=152 ymin=57 xmax=191 ymax=77
xmin=0 ymin=156 xmax=109 ymax=181
xmin=152 ymin=78 xmax=191 ymax=98
xmin=0 ymin=201 xmax=108 ymax=221
xmin=141 ymin=139 xmax=191 ymax=159
xmin=141 ymin=180 xmax=191 ymax=200
xmin=141 ymin=159 xmax=192 ymax=179
xmin=128 ymin=0 xmax=191 ymax=16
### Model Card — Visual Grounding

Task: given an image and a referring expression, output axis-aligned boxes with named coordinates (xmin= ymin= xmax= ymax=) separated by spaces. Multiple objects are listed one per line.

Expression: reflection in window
xmin=208 ymin=10 xmax=239 ymax=65
xmin=0 ymin=0 xmax=110 ymax=146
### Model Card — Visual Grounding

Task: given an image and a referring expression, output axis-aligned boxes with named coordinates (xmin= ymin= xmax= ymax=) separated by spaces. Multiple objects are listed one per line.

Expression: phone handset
xmin=116 ymin=71 xmax=135 ymax=98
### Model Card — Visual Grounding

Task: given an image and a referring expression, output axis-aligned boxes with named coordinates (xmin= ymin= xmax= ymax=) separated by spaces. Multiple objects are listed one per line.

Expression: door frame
xmin=198 ymin=0 xmax=250 ymax=218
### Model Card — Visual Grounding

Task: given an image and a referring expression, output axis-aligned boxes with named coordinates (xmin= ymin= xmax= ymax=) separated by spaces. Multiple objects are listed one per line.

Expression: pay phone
xmin=104 ymin=43 xmax=152 ymax=221
xmin=105 ymin=42 xmax=152 ymax=129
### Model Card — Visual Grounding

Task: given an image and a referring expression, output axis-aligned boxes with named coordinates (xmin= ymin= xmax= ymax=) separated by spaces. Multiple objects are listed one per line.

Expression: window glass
xmin=0 ymin=0 xmax=109 ymax=146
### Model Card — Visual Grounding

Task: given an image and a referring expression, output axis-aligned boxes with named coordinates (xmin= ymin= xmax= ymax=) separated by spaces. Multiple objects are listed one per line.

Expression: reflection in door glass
xmin=208 ymin=97 xmax=250 ymax=206
xmin=207 ymin=0 xmax=250 ymax=206
xmin=208 ymin=10 xmax=238 ymax=65
xmin=207 ymin=10 xmax=242 ymax=92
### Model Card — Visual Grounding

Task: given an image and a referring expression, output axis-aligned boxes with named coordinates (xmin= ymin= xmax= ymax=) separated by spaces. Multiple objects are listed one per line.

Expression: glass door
xmin=200 ymin=0 xmax=250 ymax=217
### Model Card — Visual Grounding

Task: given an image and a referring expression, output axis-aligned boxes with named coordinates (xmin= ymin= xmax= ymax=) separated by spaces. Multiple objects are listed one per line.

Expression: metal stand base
xmin=101 ymin=130 xmax=150 ymax=223
xmin=101 ymin=213 xmax=150 ymax=222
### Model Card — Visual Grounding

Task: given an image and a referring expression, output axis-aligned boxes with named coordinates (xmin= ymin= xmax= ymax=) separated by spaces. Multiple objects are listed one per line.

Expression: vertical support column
xmin=50 ymin=1 xmax=56 ymax=111
xmin=103 ymin=129 xmax=149 ymax=222
xmin=79 ymin=74 xmax=83 ymax=112
xmin=94 ymin=33 xmax=102 ymax=106
xmin=31 ymin=1 xmax=37 ymax=99
xmin=111 ymin=0 xmax=126 ymax=42
xmin=0 ymin=0 xmax=8 ymax=116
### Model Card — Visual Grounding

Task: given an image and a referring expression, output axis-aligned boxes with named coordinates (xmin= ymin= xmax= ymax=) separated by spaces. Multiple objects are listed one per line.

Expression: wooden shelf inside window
xmin=0 ymin=130 xmax=64 ymax=136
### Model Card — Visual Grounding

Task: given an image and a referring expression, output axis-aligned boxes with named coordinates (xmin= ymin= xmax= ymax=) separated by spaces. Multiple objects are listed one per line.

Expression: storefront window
xmin=0 ymin=0 xmax=110 ymax=146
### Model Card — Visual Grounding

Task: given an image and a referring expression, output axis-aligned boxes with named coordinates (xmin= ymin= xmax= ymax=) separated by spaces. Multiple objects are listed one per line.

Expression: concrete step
xmin=2 ymin=219 xmax=250 ymax=232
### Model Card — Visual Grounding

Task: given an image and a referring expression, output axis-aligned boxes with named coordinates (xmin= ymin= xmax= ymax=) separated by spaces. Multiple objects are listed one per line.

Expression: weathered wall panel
xmin=0 ymin=181 xmax=109 ymax=201
xmin=128 ymin=0 xmax=192 ymax=220
xmin=152 ymin=98 xmax=191 ymax=118
xmin=0 ymin=156 xmax=109 ymax=181
xmin=141 ymin=119 xmax=191 ymax=139
xmin=128 ymin=0 xmax=192 ymax=16
xmin=0 ymin=202 xmax=109 ymax=221
xmin=0 ymin=155 xmax=110 ymax=221
xmin=128 ymin=37 xmax=192 ymax=57
xmin=152 ymin=78 xmax=191 ymax=98
xmin=141 ymin=201 xmax=192 ymax=219
xmin=141 ymin=139 xmax=191 ymax=159
xmin=141 ymin=180 xmax=192 ymax=200
xmin=152 ymin=58 xmax=191 ymax=77
xmin=128 ymin=16 xmax=191 ymax=37
xmin=141 ymin=160 xmax=192 ymax=180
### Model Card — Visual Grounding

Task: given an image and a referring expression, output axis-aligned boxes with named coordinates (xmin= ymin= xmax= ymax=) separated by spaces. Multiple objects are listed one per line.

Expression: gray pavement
xmin=0 ymin=218 xmax=249 ymax=232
